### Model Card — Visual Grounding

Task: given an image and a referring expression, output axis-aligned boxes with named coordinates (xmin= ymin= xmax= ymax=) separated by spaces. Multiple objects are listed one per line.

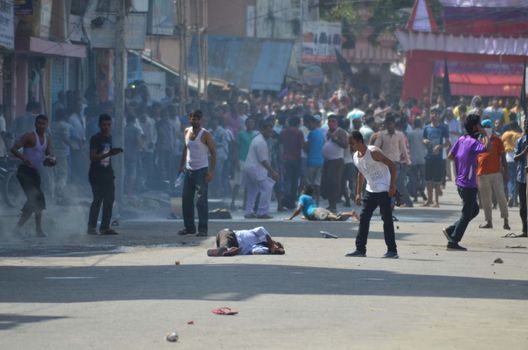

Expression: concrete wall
xmin=208 ymin=0 xmax=254 ymax=37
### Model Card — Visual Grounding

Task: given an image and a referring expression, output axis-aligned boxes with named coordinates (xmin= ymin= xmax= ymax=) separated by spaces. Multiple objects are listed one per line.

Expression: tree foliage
xmin=320 ymin=0 xmax=443 ymax=47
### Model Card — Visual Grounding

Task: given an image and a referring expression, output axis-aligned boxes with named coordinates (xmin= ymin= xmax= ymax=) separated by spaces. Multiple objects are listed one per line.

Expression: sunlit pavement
xmin=1 ymin=182 xmax=527 ymax=349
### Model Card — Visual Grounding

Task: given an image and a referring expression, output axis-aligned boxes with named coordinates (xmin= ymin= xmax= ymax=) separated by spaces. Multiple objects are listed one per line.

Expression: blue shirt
xmin=298 ymin=194 xmax=316 ymax=217
xmin=423 ymin=124 xmax=449 ymax=160
xmin=515 ymin=135 xmax=528 ymax=184
xmin=307 ymin=128 xmax=325 ymax=167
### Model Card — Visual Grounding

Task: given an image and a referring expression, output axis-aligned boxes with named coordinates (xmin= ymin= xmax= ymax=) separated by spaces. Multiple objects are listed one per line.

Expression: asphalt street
xmin=1 ymin=183 xmax=527 ymax=349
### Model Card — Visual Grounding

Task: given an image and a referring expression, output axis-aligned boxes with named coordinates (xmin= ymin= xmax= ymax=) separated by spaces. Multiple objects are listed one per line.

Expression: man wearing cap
xmin=477 ymin=119 xmax=510 ymax=230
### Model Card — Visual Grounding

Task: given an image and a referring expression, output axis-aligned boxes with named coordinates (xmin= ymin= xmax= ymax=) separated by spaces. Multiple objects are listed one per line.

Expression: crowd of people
xmin=3 ymin=79 xmax=528 ymax=248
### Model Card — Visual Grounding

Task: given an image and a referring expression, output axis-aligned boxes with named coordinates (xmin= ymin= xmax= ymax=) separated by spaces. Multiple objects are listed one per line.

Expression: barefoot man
xmin=11 ymin=114 xmax=56 ymax=237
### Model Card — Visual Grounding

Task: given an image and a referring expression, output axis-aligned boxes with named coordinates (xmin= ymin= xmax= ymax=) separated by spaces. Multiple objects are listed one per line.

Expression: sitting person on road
xmin=207 ymin=227 xmax=285 ymax=256
xmin=287 ymin=185 xmax=359 ymax=222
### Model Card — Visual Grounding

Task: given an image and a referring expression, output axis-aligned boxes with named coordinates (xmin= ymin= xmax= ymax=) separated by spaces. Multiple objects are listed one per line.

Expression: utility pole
xmin=178 ymin=0 xmax=188 ymax=117
xmin=114 ymin=0 xmax=127 ymax=216
xmin=195 ymin=0 xmax=202 ymax=98
xmin=202 ymin=0 xmax=208 ymax=101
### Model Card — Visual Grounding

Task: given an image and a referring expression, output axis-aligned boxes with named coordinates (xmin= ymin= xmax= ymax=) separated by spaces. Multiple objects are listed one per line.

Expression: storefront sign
xmin=0 ymin=0 xmax=14 ymax=49
xmin=302 ymin=21 xmax=342 ymax=64
xmin=14 ymin=0 xmax=32 ymax=15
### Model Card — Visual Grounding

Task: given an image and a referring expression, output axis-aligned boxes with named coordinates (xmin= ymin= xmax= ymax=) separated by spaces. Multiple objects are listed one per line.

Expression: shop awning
xmin=129 ymin=50 xmax=230 ymax=91
xmin=15 ymin=36 xmax=86 ymax=58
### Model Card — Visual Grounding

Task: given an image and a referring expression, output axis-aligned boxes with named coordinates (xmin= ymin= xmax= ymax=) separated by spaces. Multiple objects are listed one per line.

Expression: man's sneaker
xmin=177 ymin=228 xmax=196 ymax=235
xmin=196 ymin=231 xmax=208 ymax=237
xmin=244 ymin=213 xmax=256 ymax=219
xmin=87 ymin=228 xmax=98 ymax=235
xmin=442 ymin=228 xmax=454 ymax=243
xmin=382 ymin=251 xmax=399 ymax=259
xmin=345 ymin=250 xmax=366 ymax=257
xmin=447 ymin=242 xmax=467 ymax=251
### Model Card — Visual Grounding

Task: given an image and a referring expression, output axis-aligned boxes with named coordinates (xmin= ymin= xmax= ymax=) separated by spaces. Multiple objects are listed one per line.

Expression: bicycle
xmin=0 ymin=156 xmax=24 ymax=208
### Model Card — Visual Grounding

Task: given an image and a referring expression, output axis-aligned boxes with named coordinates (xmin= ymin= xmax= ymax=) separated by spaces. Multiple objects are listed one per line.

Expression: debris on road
xmin=212 ymin=307 xmax=238 ymax=315
xmin=174 ymin=260 xmax=181 ymax=265
xmin=187 ymin=321 xmax=194 ymax=325
xmin=505 ymin=245 xmax=526 ymax=249
xmin=166 ymin=332 xmax=179 ymax=342
xmin=320 ymin=231 xmax=338 ymax=239
xmin=494 ymin=258 xmax=504 ymax=264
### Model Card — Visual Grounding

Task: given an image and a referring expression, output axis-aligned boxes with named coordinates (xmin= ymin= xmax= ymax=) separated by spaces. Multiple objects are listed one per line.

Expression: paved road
xmin=1 ymin=183 xmax=527 ymax=349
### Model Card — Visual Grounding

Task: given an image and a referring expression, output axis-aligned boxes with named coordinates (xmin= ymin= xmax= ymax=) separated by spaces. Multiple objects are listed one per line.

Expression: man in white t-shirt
xmin=242 ymin=120 xmax=279 ymax=219
xmin=207 ymin=226 xmax=285 ymax=256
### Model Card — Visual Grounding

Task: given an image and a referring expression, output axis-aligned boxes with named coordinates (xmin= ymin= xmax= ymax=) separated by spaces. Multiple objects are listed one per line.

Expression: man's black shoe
xmin=196 ymin=231 xmax=208 ymax=237
xmin=442 ymin=228 xmax=454 ymax=243
xmin=447 ymin=242 xmax=467 ymax=251
xmin=177 ymin=229 xmax=196 ymax=235
xmin=382 ymin=251 xmax=399 ymax=259
xmin=345 ymin=250 xmax=366 ymax=257
xmin=100 ymin=228 xmax=119 ymax=235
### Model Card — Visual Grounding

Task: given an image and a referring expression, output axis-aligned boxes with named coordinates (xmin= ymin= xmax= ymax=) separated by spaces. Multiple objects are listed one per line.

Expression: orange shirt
xmin=477 ymin=135 xmax=504 ymax=176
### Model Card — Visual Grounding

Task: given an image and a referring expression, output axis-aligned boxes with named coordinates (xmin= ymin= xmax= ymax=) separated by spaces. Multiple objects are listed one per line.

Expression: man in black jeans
xmin=346 ymin=131 xmax=398 ymax=258
xmin=87 ymin=114 xmax=123 ymax=235
xmin=443 ymin=114 xmax=491 ymax=250
xmin=178 ymin=110 xmax=216 ymax=237
xmin=512 ymin=118 xmax=528 ymax=237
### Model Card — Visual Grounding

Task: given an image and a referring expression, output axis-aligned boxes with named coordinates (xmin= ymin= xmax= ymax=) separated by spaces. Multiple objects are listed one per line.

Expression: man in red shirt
xmin=477 ymin=119 xmax=510 ymax=230
xmin=279 ymin=115 xmax=305 ymax=209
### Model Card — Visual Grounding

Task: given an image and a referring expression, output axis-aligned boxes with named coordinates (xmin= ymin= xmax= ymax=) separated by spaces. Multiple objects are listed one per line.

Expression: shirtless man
xmin=11 ymin=114 xmax=56 ymax=237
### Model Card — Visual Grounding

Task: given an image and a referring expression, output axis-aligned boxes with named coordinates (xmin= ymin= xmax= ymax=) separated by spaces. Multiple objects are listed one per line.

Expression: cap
xmin=481 ymin=119 xmax=493 ymax=128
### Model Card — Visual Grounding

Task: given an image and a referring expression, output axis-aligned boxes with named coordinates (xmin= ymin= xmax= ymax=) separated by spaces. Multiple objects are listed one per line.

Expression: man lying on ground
xmin=287 ymin=185 xmax=359 ymax=222
xmin=207 ymin=226 xmax=285 ymax=256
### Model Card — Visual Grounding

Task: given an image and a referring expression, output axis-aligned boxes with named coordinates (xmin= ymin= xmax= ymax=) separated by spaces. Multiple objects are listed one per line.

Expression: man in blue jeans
xmin=443 ymin=114 xmax=491 ymax=250
xmin=346 ymin=131 xmax=399 ymax=259
xmin=178 ymin=110 xmax=217 ymax=237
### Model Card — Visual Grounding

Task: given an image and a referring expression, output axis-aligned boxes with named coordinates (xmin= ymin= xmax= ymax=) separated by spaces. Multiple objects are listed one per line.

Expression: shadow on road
xmin=0 ymin=314 xmax=68 ymax=330
xmin=1 ymin=263 xmax=526 ymax=303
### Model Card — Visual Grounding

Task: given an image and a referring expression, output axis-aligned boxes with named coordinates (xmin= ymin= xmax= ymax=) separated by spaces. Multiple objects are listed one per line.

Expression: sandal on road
xmin=503 ymin=232 xmax=528 ymax=238
xmin=212 ymin=307 xmax=238 ymax=315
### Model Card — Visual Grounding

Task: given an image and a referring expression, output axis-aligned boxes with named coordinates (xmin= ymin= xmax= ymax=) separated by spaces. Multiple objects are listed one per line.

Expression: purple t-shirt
xmin=450 ymin=135 xmax=487 ymax=188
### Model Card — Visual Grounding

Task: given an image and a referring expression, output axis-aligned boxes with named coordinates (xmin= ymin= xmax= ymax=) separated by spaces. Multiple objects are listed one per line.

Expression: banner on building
xmin=91 ymin=13 xmax=147 ymax=50
xmin=0 ymin=0 xmax=15 ymax=49
xmin=147 ymin=0 xmax=176 ymax=35
xmin=14 ymin=0 xmax=31 ymax=15
xmin=302 ymin=21 xmax=342 ymax=64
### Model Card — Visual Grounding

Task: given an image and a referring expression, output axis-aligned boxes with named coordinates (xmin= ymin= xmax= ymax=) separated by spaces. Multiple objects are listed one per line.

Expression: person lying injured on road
xmin=207 ymin=227 xmax=285 ymax=256
xmin=287 ymin=185 xmax=359 ymax=222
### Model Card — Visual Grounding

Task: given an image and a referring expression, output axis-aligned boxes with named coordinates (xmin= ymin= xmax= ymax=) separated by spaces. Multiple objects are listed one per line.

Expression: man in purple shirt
xmin=443 ymin=114 xmax=491 ymax=251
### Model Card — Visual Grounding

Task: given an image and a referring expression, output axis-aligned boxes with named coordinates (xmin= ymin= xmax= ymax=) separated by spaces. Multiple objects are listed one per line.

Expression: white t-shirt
xmin=243 ymin=133 xmax=269 ymax=180
xmin=353 ymin=145 xmax=391 ymax=193
xmin=322 ymin=138 xmax=344 ymax=160
xmin=234 ymin=226 xmax=270 ymax=255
